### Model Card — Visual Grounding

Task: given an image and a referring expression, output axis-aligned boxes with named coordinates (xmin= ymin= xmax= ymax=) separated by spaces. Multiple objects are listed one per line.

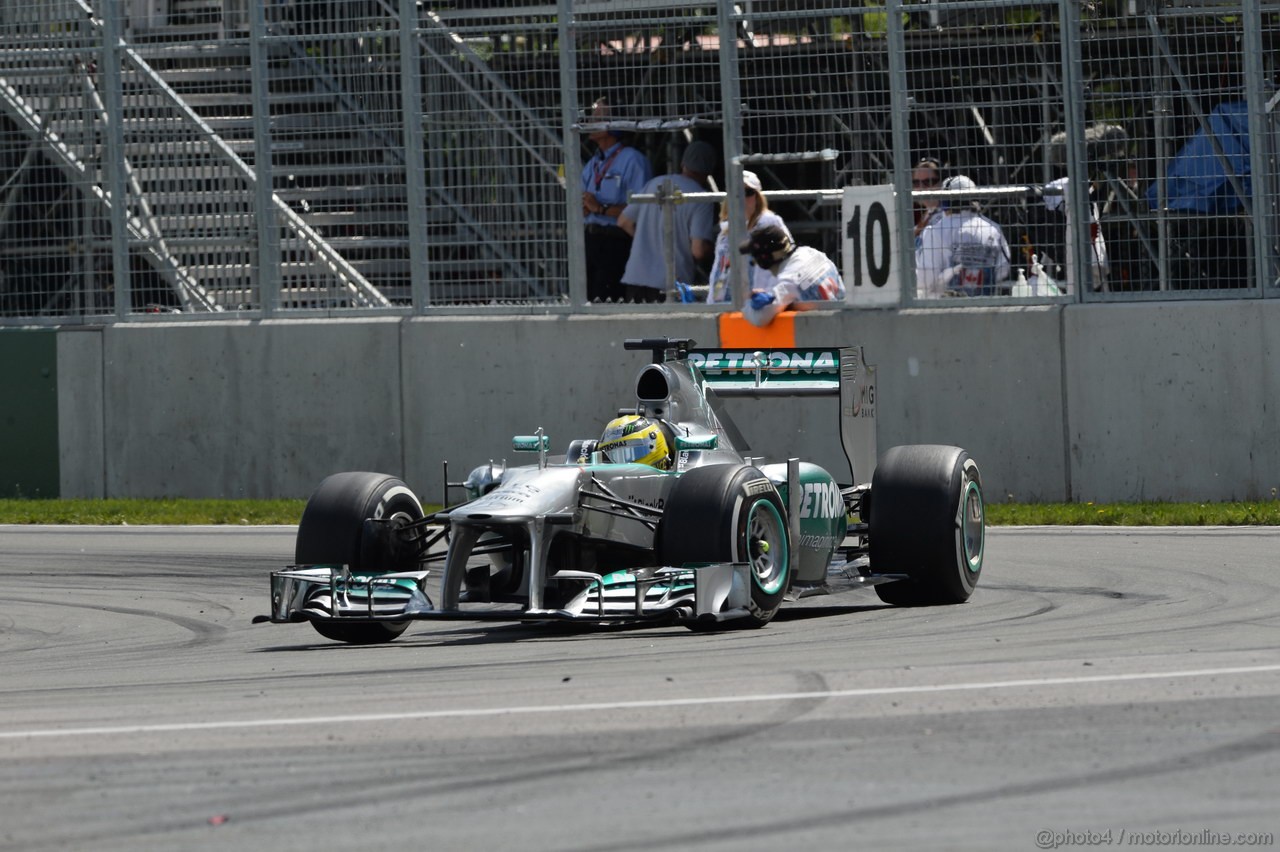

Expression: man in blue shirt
xmin=617 ymin=140 xmax=719 ymax=303
xmin=580 ymin=97 xmax=653 ymax=303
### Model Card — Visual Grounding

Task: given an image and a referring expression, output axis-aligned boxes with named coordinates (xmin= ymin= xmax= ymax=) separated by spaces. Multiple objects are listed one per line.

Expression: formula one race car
xmin=259 ymin=337 xmax=985 ymax=643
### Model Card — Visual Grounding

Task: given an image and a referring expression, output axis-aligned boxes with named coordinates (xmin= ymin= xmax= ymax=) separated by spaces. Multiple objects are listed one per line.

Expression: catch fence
xmin=0 ymin=0 xmax=1276 ymax=320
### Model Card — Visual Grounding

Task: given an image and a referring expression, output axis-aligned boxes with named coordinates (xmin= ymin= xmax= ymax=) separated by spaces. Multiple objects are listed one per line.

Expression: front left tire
xmin=295 ymin=471 xmax=424 ymax=644
xmin=658 ymin=464 xmax=791 ymax=628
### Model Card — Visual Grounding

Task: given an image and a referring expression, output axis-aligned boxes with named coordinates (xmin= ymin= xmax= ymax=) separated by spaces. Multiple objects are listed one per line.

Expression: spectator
xmin=1145 ymin=100 xmax=1250 ymax=216
xmin=915 ymin=175 xmax=1011 ymax=297
xmin=738 ymin=225 xmax=845 ymax=327
xmin=580 ymin=97 xmax=652 ymax=302
xmin=1144 ymin=99 xmax=1251 ymax=289
xmin=912 ymin=156 xmax=944 ymax=240
xmin=706 ymin=170 xmax=791 ymax=304
xmin=1042 ymin=176 xmax=1108 ymax=293
xmin=617 ymin=140 xmax=719 ymax=303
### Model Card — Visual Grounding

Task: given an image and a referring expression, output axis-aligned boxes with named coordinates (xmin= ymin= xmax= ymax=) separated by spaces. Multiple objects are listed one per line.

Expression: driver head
xmin=738 ymin=224 xmax=794 ymax=272
xmin=597 ymin=415 xmax=673 ymax=470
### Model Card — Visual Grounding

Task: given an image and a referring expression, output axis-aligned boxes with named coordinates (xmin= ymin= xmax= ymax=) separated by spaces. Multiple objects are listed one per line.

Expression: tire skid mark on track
xmin=2 ymin=596 xmax=229 ymax=649
xmin=984 ymin=583 xmax=1167 ymax=604
xmin=968 ymin=569 xmax=1276 ymax=649
xmin=0 ymin=621 xmax=63 ymax=653
xmin=0 ymin=646 xmax=696 ymax=701
xmin=3 ymin=671 xmax=839 ymax=844
xmin=567 ymin=721 xmax=1280 ymax=852
xmin=9 ymin=578 xmax=248 ymax=612
xmin=3 ymin=528 xmax=1280 ymax=851
xmin=5 ymin=663 xmax=1280 ymax=740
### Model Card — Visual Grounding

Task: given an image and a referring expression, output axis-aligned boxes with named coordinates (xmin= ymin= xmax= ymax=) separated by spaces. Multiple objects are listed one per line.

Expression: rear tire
xmin=869 ymin=446 xmax=984 ymax=606
xmin=295 ymin=472 xmax=424 ymax=643
xmin=658 ymin=464 xmax=790 ymax=628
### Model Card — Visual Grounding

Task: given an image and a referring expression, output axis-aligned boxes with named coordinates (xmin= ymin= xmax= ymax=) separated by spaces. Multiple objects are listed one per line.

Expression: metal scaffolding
xmin=0 ymin=0 xmax=1276 ymax=319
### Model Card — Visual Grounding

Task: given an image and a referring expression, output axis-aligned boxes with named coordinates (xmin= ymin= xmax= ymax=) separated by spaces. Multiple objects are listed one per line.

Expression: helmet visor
xmin=602 ymin=442 xmax=650 ymax=465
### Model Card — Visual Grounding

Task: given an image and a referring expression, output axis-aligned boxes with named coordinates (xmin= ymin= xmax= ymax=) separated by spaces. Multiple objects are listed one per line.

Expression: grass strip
xmin=985 ymin=501 xmax=1280 ymax=526
xmin=0 ymin=499 xmax=310 ymax=526
xmin=2 ymin=498 xmax=1280 ymax=526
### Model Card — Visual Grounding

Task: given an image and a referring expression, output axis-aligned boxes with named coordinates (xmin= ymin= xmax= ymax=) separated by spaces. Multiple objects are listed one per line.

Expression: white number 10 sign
xmin=841 ymin=185 xmax=900 ymax=307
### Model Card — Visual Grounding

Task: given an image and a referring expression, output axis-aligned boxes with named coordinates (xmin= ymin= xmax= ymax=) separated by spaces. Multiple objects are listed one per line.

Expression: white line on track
xmin=5 ymin=663 xmax=1279 ymax=740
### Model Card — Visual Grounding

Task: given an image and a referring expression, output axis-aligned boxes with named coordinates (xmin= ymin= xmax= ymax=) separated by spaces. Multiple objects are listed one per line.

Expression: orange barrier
xmin=717 ymin=311 xmax=796 ymax=348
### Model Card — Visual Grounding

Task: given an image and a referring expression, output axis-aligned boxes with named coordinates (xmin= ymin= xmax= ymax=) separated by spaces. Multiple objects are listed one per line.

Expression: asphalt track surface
xmin=0 ymin=526 xmax=1277 ymax=852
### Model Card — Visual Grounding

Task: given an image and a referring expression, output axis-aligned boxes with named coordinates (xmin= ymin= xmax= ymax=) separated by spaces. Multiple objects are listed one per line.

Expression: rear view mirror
xmin=512 ymin=435 xmax=551 ymax=452
xmin=675 ymin=434 xmax=717 ymax=451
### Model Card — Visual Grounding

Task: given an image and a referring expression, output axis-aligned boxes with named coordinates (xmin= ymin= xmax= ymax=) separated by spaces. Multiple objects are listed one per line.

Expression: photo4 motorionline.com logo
xmin=1035 ymin=828 xmax=1275 ymax=849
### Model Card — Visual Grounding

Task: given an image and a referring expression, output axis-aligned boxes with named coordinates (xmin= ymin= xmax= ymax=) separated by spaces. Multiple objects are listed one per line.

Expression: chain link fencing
xmin=0 ymin=0 xmax=1275 ymax=319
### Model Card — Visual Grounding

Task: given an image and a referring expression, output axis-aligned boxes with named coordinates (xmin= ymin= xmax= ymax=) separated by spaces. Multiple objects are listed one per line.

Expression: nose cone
xmin=454 ymin=466 xmax=586 ymax=523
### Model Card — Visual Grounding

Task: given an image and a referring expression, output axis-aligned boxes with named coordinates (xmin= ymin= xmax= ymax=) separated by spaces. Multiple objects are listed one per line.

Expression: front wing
xmin=262 ymin=556 xmax=907 ymax=628
xmin=266 ymin=561 xmax=758 ymax=626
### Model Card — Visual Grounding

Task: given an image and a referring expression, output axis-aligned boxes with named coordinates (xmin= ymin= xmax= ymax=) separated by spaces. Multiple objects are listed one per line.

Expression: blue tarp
xmin=1146 ymin=100 xmax=1251 ymax=214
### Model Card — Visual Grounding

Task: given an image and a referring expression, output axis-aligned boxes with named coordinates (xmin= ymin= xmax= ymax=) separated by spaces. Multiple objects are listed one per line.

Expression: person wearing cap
xmin=915 ymin=174 xmax=1011 ymax=298
xmin=616 ymin=140 xmax=720 ymax=303
xmin=737 ymin=224 xmax=845 ymax=327
xmin=706 ymin=170 xmax=792 ymax=304
xmin=581 ymin=97 xmax=653 ymax=303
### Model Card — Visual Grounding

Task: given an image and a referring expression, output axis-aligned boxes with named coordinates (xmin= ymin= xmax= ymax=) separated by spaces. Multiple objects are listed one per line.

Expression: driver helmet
xmin=738 ymin=224 xmax=794 ymax=272
xmin=597 ymin=415 xmax=673 ymax=470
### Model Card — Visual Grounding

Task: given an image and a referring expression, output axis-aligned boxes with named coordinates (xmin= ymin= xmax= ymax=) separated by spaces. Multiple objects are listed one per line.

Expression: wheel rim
xmin=746 ymin=498 xmax=788 ymax=594
xmin=960 ymin=480 xmax=984 ymax=573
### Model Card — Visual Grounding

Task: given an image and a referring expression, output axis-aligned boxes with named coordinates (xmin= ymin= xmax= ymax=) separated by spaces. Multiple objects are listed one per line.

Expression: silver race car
xmin=259 ymin=337 xmax=985 ymax=643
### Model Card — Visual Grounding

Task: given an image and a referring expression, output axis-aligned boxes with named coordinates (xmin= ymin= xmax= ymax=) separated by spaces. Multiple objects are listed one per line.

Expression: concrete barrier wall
xmin=57 ymin=328 xmax=104 ymax=499
xmin=47 ymin=302 xmax=1280 ymax=503
xmin=1064 ymin=301 xmax=1280 ymax=502
xmin=402 ymin=315 xmax=712 ymax=506
xmin=93 ymin=318 xmax=405 ymax=498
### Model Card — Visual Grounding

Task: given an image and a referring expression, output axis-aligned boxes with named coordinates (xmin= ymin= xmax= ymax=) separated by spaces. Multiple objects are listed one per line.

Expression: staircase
xmin=124 ymin=18 xmax=406 ymax=309
xmin=0 ymin=0 xmax=569 ymax=313
xmin=125 ymin=1 xmax=570 ymax=307
xmin=0 ymin=1 xmax=394 ymax=311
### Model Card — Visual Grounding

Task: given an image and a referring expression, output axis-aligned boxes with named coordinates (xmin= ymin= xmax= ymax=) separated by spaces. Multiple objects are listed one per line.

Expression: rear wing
xmin=688 ymin=347 xmax=877 ymax=486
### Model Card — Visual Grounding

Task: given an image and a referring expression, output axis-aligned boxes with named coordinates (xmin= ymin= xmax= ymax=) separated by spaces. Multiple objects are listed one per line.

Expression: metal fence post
xmin=101 ymin=0 xmax=131 ymax=318
xmin=559 ymin=0 xmax=587 ymax=306
xmin=1148 ymin=6 xmax=1171 ymax=292
xmin=886 ymin=0 xmax=913 ymax=304
xmin=1242 ymin=0 xmax=1274 ymax=293
xmin=399 ymin=0 xmax=431 ymax=312
xmin=249 ymin=0 xmax=279 ymax=315
xmin=659 ymin=177 xmax=677 ymax=293
xmin=1060 ymin=0 xmax=1090 ymax=303
xmin=718 ymin=0 xmax=747 ymax=309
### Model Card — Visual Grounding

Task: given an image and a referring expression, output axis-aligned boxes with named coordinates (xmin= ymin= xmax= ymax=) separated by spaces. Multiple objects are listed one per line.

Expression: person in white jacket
xmin=1041 ymin=176 xmax=1108 ymax=293
xmin=915 ymin=175 xmax=1011 ymax=298
xmin=738 ymin=225 xmax=845 ymax=327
